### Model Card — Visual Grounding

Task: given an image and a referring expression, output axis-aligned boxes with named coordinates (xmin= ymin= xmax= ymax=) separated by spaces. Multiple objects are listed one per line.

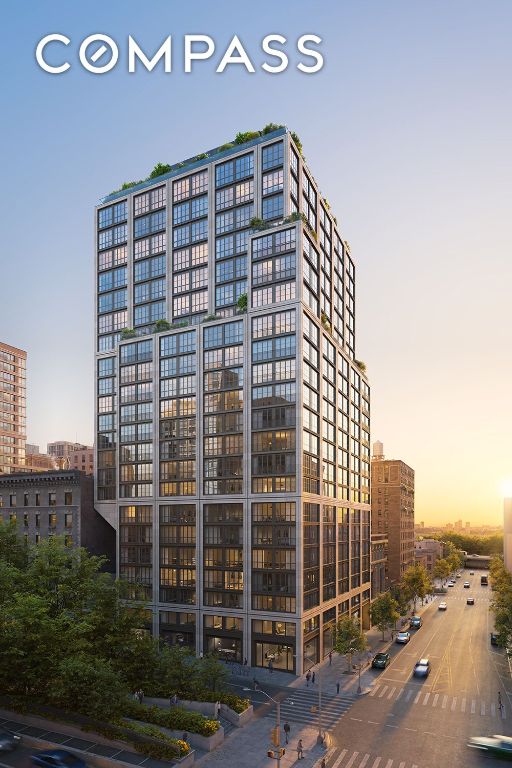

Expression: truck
xmin=481 ymin=574 xmax=488 ymax=586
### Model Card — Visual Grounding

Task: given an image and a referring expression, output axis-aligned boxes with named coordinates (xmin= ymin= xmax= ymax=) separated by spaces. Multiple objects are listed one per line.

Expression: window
xmin=64 ymin=492 xmax=73 ymax=505
xmin=262 ymin=142 xmax=284 ymax=170
xmin=65 ymin=513 xmax=73 ymax=528
xmin=9 ymin=493 xmax=16 ymax=507
xmin=48 ymin=492 xmax=56 ymax=506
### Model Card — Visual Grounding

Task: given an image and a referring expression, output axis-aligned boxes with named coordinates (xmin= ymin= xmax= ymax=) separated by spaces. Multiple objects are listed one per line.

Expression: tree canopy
xmin=370 ymin=592 xmax=400 ymax=639
xmin=399 ymin=563 xmax=433 ymax=610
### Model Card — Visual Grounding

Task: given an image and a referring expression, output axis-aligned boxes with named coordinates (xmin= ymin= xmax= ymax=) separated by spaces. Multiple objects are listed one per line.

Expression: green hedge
xmin=81 ymin=721 xmax=189 ymax=759
xmin=124 ymin=700 xmax=220 ymax=736
xmin=191 ymin=689 xmax=250 ymax=714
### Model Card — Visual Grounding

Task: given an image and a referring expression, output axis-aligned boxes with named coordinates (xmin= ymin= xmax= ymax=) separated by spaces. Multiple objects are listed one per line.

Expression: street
xmin=326 ymin=571 xmax=512 ymax=768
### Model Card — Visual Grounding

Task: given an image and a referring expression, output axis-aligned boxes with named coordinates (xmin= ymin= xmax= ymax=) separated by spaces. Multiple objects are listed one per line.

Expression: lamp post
xmin=348 ymin=646 xmax=363 ymax=694
xmin=243 ymin=687 xmax=282 ymax=767
xmin=304 ymin=649 xmax=324 ymax=744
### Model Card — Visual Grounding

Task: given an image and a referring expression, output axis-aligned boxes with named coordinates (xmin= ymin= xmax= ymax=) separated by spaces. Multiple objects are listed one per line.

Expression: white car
xmin=396 ymin=631 xmax=410 ymax=644
xmin=464 ymin=582 xmax=470 ymax=588
xmin=438 ymin=602 xmax=447 ymax=610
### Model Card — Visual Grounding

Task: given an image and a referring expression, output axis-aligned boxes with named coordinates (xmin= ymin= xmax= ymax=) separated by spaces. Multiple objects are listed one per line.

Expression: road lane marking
xmin=481 ymin=702 xmax=486 ymax=716
xmin=503 ymin=707 xmax=507 ymax=719
xmin=414 ymin=691 xmax=421 ymax=704
xmin=385 ymin=724 xmax=398 ymax=728
xmin=404 ymin=727 xmax=417 ymax=731
xmin=432 ymin=693 xmax=439 ymax=707
xmin=332 ymin=750 xmax=347 ymax=768
xmin=350 ymin=717 xmax=363 ymax=721
xmin=461 ymin=697 xmax=466 ymax=712
xmin=424 ymin=731 xmax=436 ymax=736
xmin=423 ymin=693 xmax=430 ymax=705
xmin=399 ymin=762 xmax=406 ymax=768
xmin=369 ymin=686 xmax=379 ymax=697
xmin=491 ymin=703 xmax=496 ymax=717
xmin=345 ymin=752 xmax=359 ymax=768
xmin=387 ymin=687 xmax=396 ymax=699
xmin=451 ymin=697 xmax=457 ymax=711
xmin=405 ymin=689 xmax=413 ymax=701
xmin=384 ymin=760 xmax=393 ymax=768
xmin=396 ymin=688 xmax=404 ymax=701
xmin=368 ymin=721 xmax=380 ymax=725
xmin=379 ymin=686 xmax=388 ymax=698
xmin=471 ymin=699 xmax=476 ymax=713
xmin=359 ymin=754 xmax=370 ymax=768
xmin=371 ymin=759 xmax=381 ymax=768
xmin=442 ymin=695 xmax=448 ymax=709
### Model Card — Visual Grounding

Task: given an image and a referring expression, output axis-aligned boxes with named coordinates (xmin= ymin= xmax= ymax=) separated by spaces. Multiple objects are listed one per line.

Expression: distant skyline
xmin=1 ymin=1 xmax=511 ymax=525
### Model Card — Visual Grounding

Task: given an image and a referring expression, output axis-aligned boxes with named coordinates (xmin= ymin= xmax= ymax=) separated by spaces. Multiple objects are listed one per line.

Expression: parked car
xmin=438 ymin=602 xmax=447 ymax=610
xmin=467 ymin=597 xmax=475 ymax=605
xmin=468 ymin=735 xmax=512 ymax=759
xmin=0 ymin=727 xmax=21 ymax=752
xmin=372 ymin=652 xmax=391 ymax=669
xmin=409 ymin=616 xmax=422 ymax=629
xmin=491 ymin=632 xmax=499 ymax=646
xmin=31 ymin=750 xmax=88 ymax=767
xmin=448 ymin=582 xmax=455 ymax=587
xmin=470 ymin=571 xmax=475 ymax=575
xmin=396 ymin=631 xmax=410 ymax=644
xmin=413 ymin=658 xmax=431 ymax=677
xmin=464 ymin=582 xmax=470 ymax=588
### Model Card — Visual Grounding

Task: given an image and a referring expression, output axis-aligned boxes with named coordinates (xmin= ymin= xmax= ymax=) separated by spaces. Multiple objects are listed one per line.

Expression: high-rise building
xmin=0 ymin=342 xmax=26 ymax=475
xmin=93 ymin=127 xmax=371 ymax=673
xmin=47 ymin=441 xmax=87 ymax=461
xmin=371 ymin=441 xmax=415 ymax=585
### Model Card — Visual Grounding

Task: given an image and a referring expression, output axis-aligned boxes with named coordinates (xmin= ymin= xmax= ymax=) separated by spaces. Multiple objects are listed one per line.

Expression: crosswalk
xmin=263 ymin=688 xmax=355 ymax=728
xmin=368 ymin=684 xmax=506 ymax=718
xmin=324 ymin=746 xmax=419 ymax=768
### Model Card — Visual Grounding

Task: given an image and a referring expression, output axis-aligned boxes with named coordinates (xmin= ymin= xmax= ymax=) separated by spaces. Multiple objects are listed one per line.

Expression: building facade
xmin=371 ymin=441 xmax=414 ymax=585
xmin=414 ymin=538 xmax=443 ymax=574
xmin=371 ymin=532 xmax=388 ymax=596
xmin=0 ymin=342 xmax=26 ymax=475
xmin=0 ymin=469 xmax=115 ymax=566
xmin=94 ymin=127 xmax=371 ymax=673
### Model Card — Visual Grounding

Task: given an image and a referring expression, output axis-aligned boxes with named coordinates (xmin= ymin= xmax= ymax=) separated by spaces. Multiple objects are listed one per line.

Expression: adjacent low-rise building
xmin=414 ymin=538 xmax=443 ymax=574
xmin=0 ymin=470 xmax=115 ymax=568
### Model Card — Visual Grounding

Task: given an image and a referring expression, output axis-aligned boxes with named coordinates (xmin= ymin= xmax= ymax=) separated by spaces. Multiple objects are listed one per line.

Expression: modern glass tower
xmin=94 ymin=127 xmax=371 ymax=674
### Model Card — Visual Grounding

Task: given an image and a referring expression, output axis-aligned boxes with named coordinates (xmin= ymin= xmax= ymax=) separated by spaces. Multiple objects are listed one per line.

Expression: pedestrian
xmin=216 ymin=700 xmax=221 ymax=719
xmin=312 ymin=670 xmax=316 ymax=684
xmin=170 ymin=693 xmax=178 ymax=707
xmin=297 ymin=738 xmax=304 ymax=760
xmin=268 ymin=659 xmax=273 ymax=674
xmin=137 ymin=689 xmax=144 ymax=704
xmin=253 ymin=677 xmax=259 ymax=691
xmin=244 ymin=657 xmax=248 ymax=666
xmin=329 ymin=651 xmax=332 ymax=666
xmin=336 ymin=681 xmax=340 ymax=695
xmin=321 ymin=759 xmax=326 ymax=768
xmin=283 ymin=721 xmax=290 ymax=744
xmin=306 ymin=670 xmax=311 ymax=687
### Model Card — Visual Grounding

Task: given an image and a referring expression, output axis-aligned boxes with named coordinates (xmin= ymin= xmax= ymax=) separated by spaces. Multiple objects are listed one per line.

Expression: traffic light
xmin=270 ymin=726 xmax=280 ymax=746
xmin=267 ymin=750 xmax=275 ymax=758
xmin=278 ymin=748 xmax=286 ymax=757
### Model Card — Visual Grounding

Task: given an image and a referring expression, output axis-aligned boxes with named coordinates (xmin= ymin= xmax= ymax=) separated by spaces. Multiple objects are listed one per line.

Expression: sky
xmin=1 ymin=1 xmax=511 ymax=525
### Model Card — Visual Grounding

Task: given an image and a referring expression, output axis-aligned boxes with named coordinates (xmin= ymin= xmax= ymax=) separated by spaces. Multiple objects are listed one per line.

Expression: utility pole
xmin=244 ymin=686 xmax=283 ymax=767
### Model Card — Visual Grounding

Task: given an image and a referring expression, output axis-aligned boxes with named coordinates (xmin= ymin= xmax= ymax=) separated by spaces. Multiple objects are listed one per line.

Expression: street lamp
xmin=303 ymin=649 xmax=324 ymax=745
xmin=243 ymin=687 xmax=283 ymax=767
xmin=348 ymin=646 xmax=363 ymax=694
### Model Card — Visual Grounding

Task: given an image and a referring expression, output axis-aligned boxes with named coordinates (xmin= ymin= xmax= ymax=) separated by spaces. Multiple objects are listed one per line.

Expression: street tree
xmin=194 ymin=654 xmax=230 ymax=693
xmin=333 ymin=615 xmax=367 ymax=672
xmin=433 ymin=558 xmax=451 ymax=585
xmin=370 ymin=592 xmax=400 ymax=640
xmin=400 ymin=564 xmax=431 ymax=611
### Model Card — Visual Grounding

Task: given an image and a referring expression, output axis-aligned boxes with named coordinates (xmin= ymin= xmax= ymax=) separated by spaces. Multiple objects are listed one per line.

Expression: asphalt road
xmin=327 ymin=570 xmax=512 ymax=768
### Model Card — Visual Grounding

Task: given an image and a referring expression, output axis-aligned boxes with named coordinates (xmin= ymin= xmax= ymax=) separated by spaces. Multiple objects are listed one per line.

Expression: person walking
xmin=137 ymin=689 xmax=144 ymax=704
xmin=312 ymin=670 xmax=316 ymax=684
xmin=253 ymin=677 xmax=259 ymax=691
xmin=336 ymin=680 xmax=340 ymax=695
xmin=268 ymin=659 xmax=274 ymax=674
xmin=498 ymin=691 xmax=503 ymax=713
xmin=283 ymin=721 xmax=290 ymax=744
xmin=244 ymin=657 xmax=248 ymax=666
xmin=306 ymin=670 xmax=311 ymax=687
xmin=216 ymin=701 xmax=221 ymax=719
xmin=329 ymin=651 xmax=332 ymax=666
xmin=297 ymin=738 xmax=304 ymax=760
xmin=170 ymin=693 xmax=178 ymax=707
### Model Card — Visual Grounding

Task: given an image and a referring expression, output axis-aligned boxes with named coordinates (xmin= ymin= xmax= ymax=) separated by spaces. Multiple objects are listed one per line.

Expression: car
xmin=372 ymin=652 xmax=391 ymax=669
xmin=448 ymin=581 xmax=455 ymax=587
xmin=470 ymin=571 xmax=475 ymax=575
xmin=438 ymin=601 xmax=447 ymax=610
xmin=467 ymin=597 xmax=475 ymax=605
xmin=464 ymin=582 xmax=470 ymax=588
xmin=0 ymin=727 xmax=21 ymax=752
xmin=396 ymin=631 xmax=410 ymax=644
xmin=413 ymin=658 xmax=431 ymax=677
xmin=468 ymin=735 xmax=512 ymax=759
xmin=409 ymin=616 xmax=422 ymax=629
xmin=31 ymin=749 xmax=88 ymax=767
xmin=491 ymin=632 xmax=499 ymax=646
xmin=456 ymin=574 xmax=461 ymax=579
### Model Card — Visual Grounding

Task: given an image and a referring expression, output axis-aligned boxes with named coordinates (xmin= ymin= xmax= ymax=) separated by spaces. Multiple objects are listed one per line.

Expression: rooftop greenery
xmin=109 ymin=123 xmax=303 ymax=196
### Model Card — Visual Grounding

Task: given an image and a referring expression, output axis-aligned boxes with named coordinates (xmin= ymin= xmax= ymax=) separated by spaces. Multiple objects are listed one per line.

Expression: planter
xmin=166 ymin=725 xmax=224 ymax=752
xmin=179 ymin=699 xmax=253 ymax=728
